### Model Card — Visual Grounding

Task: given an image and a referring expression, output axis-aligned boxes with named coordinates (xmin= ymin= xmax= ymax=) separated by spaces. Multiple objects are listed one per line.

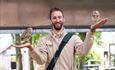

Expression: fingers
xmin=90 ymin=18 xmax=108 ymax=32
xmin=94 ymin=18 xmax=108 ymax=29
xmin=13 ymin=43 xmax=32 ymax=49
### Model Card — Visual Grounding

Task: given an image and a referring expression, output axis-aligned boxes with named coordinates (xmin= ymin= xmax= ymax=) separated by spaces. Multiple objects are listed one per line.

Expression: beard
xmin=52 ymin=22 xmax=63 ymax=30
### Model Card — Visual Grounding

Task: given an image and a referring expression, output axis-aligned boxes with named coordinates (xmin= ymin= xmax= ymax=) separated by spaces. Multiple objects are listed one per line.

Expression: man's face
xmin=50 ymin=11 xmax=65 ymax=30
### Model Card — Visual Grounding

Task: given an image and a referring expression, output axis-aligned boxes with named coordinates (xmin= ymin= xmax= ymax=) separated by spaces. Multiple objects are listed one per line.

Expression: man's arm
xmin=29 ymin=46 xmax=47 ymax=65
xmin=75 ymin=17 xmax=108 ymax=56
xmin=80 ymin=31 xmax=94 ymax=56
xmin=14 ymin=39 xmax=48 ymax=65
xmin=74 ymin=31 xmax=93 ymax=56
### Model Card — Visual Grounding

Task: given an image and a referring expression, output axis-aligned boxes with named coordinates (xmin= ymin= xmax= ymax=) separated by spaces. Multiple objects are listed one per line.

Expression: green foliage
xmin=93 ymin=32 xmax=103 ymax=46
xmin=78 ymin=32 xmax=86 ymax=41
xmin=83 ymin=50 xmax=101 ymax=64
xmin=75 ymin=49 xmax=101 ymax=69
xmin=32 ymin=33 xmax=48 ymax=47
xmin=78 ymin=32 xmax=102 ymax=46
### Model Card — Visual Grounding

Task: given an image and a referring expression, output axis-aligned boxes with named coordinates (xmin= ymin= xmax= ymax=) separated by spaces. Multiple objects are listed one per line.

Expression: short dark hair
xmin=49 ymin=7 xmax=64 ymax=19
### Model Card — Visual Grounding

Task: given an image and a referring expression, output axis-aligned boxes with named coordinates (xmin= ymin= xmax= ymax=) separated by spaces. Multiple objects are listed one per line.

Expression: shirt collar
xmin=50 ymin=27 xmax=65 ymax=38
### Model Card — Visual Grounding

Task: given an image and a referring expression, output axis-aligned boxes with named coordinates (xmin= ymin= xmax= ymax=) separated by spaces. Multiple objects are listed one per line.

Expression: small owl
xmin=91 ymin=10 xmax=101 ymax=23
xmin=90 ymin=11 xmax=108 ymax=32
xmin=20 ymin=27 xmax=33 ymax=44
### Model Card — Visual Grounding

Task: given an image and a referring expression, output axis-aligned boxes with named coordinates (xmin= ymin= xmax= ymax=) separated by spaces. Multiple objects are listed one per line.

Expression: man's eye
xmin=53 ymin=17 xmax=56 ymax=19
xmin=92 ymin=15 xmax=98 ymax=17
xmin=58 ymin=16 xmax=62 ymax=19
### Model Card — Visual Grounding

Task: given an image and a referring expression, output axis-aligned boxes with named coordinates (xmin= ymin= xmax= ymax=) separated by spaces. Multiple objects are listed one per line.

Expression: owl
xmin=20 ymin=27 xmax=33 ymax=44
xmin=90 ymin=11 xmax=108 ymax=32
xmin=91 ymin=10 xmax=101 ymax=23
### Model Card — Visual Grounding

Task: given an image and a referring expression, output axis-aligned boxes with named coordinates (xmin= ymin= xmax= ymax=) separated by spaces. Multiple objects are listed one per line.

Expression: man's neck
xmin=53 ymin=27 xmax=64 ymax=33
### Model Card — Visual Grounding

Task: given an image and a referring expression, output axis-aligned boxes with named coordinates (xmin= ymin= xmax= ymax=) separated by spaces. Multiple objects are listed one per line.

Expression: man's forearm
xmin=82 ymin=31 xmax=94 ymax=56
xmin=29 ymin=47 xmax=47 ymax=65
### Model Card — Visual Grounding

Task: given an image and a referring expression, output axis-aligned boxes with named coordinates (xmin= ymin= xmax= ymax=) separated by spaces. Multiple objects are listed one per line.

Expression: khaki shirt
xmin=30 ymin=29 xmax=93 ymax=70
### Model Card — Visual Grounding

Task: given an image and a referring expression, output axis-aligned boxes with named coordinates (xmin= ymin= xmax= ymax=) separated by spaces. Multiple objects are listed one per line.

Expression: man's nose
xmin=56 ymin=18 xmax=60 ymax=22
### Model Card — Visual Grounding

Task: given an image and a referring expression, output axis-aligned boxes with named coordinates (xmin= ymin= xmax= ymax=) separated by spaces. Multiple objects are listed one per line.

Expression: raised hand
xmin=90 ymin=18 xmax=108 ymax=32
xmin=90 ymin=10 xmax=108 ymax=32
xmin=14 ymin=43 xmax=32 ymax=49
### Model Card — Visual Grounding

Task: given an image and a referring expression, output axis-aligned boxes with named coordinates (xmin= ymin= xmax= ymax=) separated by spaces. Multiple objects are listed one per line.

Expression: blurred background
xmin=0 ymin=0 xmax=115 ymax=28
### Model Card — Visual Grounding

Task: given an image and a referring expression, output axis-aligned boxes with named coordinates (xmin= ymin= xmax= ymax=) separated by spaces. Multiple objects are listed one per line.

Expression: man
xmin=15 ymin=7 xmax=107 ymax=70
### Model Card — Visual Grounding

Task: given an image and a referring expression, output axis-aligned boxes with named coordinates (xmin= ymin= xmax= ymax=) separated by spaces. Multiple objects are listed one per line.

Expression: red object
xmin=91 ymin=18 xmax=108 ymax=31
xmin=27 ymin=44 xmax=32 ymax=49
xmin=15 ymin=43 xmax=32 ymax=49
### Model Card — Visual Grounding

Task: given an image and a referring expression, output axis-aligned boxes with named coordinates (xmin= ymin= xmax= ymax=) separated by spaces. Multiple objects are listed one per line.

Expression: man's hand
xmin=90 ymin=18 xmax=108 ymax=32
xmin=14 ymin=43 xmax=32 ymax=49
xmin=90 ymin=10 xmax=108 ymax=32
